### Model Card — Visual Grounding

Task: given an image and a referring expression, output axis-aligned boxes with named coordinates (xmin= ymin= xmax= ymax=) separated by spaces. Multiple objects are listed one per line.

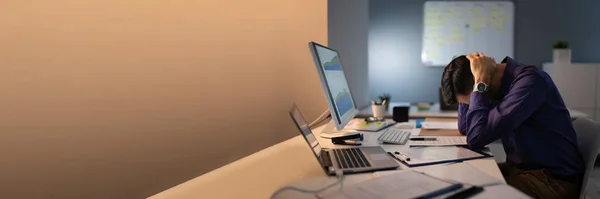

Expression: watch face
xmin=477 ymin=83 xmax=487 ymax=92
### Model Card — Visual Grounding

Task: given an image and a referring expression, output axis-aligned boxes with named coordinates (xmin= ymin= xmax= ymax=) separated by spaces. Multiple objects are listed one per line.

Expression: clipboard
xmin=395 ymin=146 xmax=492 ymax=167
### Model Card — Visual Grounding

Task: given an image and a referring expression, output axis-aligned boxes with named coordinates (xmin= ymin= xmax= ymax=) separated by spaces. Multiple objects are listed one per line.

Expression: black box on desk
xmin=392 ymin=106 xmax=409 ymax=122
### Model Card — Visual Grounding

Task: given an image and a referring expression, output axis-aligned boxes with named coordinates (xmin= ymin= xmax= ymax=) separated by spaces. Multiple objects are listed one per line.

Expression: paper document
xmin=470 ymin=184 xmax=532 ymax=199
xmin=371 ymin=163 xmax=453 ymax=178
xmin=414 ymin=162 xmax=503 ymax=186
xmin=319 ymin=170 xmax=453 ymax=199
xmin=409 ymin=136 xmax=467 ymax=146
xmin=344 ymin=119 xmax=396 ymax=132
xmin=421 ymin=122 xmax=458 ymax=130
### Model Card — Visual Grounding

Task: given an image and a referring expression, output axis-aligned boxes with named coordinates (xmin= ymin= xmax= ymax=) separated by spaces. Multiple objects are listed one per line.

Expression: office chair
xmin=573 ymin=117 xmax=600 ymax=199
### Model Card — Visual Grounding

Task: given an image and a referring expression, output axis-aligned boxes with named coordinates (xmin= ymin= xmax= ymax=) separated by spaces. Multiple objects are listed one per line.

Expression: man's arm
xmin=457 ymin=103 xmax=469 ymax=135
xmin=465 ymin=67 xmax=547 ymax=149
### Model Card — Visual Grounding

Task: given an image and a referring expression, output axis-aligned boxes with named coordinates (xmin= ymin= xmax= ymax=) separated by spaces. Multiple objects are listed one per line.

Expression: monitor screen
xmin=309 ymin=42 xmax=358 ymax=130
xmin=290 ymin=105 xmax=322 ymax=161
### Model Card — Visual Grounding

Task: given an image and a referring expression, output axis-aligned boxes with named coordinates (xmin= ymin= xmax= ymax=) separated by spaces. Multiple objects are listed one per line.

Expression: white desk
xmin=357 ymin=102 xmax=589 ymax=119
xmin=148 ymin=122 xmax=506 ymax=199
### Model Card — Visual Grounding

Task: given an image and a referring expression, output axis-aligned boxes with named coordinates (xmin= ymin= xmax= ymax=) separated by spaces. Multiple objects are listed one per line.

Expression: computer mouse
xmin=393 ymin=122 xmax=415 ymax=129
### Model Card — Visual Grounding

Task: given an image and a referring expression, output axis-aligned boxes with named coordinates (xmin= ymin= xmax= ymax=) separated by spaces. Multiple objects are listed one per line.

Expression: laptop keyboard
xmin=378 ymin=128 xmax=411 ymax=145
xmin=332 ymin=148 xmax=371 ymax=169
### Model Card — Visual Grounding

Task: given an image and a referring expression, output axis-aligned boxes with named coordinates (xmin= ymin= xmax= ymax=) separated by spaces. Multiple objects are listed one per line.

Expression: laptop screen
xmin=290 ymin=104 xmax=323 ymax=163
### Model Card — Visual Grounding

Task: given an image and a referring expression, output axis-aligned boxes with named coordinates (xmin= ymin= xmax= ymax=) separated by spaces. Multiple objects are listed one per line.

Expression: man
xmin=441 ymin=53 xmax=585 ymax=199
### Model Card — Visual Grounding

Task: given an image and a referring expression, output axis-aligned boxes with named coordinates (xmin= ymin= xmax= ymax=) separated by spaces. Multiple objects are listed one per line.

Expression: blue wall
xmin=329 ymin=0 xmax=370 ymax=109
xmin=369 ymin=0 xmax=600 ymax=102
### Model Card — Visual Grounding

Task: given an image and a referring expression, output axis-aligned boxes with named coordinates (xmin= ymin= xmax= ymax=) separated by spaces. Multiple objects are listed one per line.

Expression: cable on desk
xmin=308 ymin=110 xmax=331 ymax=128
xmin=269 ymin=169 xmax=344 ymax=199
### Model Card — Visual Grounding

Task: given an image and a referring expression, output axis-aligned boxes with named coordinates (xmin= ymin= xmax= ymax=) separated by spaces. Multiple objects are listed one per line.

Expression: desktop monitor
xmin=308 ymin=42 xmax=358 ymax=132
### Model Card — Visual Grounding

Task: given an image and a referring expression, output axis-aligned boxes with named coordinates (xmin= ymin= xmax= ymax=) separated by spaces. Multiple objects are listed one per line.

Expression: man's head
xmin=441 ymin=55 xmax=474 ymax=105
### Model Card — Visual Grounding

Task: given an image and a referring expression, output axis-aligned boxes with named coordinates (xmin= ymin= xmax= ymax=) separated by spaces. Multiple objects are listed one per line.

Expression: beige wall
xmin=0 ymin=1 xmax=327 ymax=198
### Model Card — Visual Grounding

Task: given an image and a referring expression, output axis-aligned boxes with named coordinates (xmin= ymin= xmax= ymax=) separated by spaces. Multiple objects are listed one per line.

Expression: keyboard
xmin=332 ymin=148 xmax=371 ymax=169
xmin=378 ymin=128 xmax=411 ymax=145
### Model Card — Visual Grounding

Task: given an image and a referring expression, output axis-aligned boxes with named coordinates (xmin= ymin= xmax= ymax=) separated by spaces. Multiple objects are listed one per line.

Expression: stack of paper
xmin=409 ymin=136 xmax=467 ymax=146
xmin=469 ymin=184 xmax=531 ymax=199
xmin=345 ymin=119 xmax=396 ymax=131
xmin=415 ymin=162 xmax=503 ymax=186
xmin=420 ymin=122 xmax=458 ymax=130
xmin=369 ymin=163 xmax=530 ymax=198
xmin=318 ymin=170 xmax=453 ymax=199
xmin=373 ymin=162 xmax=502 ymax=186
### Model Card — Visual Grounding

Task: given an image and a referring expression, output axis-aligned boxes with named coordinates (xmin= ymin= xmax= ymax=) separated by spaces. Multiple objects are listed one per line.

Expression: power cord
xmin=308 ymin=110 xmax=331 ymax=128
xmin=269 ymin=169 xmax=345 ymax=199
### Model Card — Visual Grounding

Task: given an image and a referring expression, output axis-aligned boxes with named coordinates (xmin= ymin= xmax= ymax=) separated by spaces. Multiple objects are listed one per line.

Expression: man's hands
xmin=466 ymin=52 xmax=496 ymax=85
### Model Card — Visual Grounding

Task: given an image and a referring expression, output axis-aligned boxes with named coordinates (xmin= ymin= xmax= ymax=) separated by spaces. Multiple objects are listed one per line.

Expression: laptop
xmin=289 ymin=104 xmax=400 ymax=175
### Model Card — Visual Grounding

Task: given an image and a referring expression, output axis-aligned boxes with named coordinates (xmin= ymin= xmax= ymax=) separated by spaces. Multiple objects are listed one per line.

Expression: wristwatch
xmin=473 ymin=82 xmax=489 ymax=93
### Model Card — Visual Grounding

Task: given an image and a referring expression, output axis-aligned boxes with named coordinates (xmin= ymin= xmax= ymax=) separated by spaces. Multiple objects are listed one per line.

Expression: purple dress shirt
xmin=458 ymin=57 xmax=584 ymax=177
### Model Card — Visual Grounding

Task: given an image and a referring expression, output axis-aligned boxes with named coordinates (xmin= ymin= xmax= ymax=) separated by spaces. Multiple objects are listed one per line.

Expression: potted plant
xmin=552 ymin=40 xmax=570 ymax=63
xmin=378 ymin=93 xmax=391 ymax=110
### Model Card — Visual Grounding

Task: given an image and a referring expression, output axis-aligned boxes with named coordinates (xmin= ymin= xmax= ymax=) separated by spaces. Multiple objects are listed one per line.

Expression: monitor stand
xmin=318 ymin=121 xmax=360 ymax=138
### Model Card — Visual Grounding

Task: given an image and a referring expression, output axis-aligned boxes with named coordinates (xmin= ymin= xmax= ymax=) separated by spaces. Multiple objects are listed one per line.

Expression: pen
xmin=387 ymin=152 xmax=404 ymax=162
xmin=410 ymin=137 xmax=437 ymax=141
xmin=389 ymin=152 xmax=410 ymax=161
xmin=397 ymin=152 xmax=411 ymax=161
xmin=415 ymin=183 xmax=463 ymax=199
